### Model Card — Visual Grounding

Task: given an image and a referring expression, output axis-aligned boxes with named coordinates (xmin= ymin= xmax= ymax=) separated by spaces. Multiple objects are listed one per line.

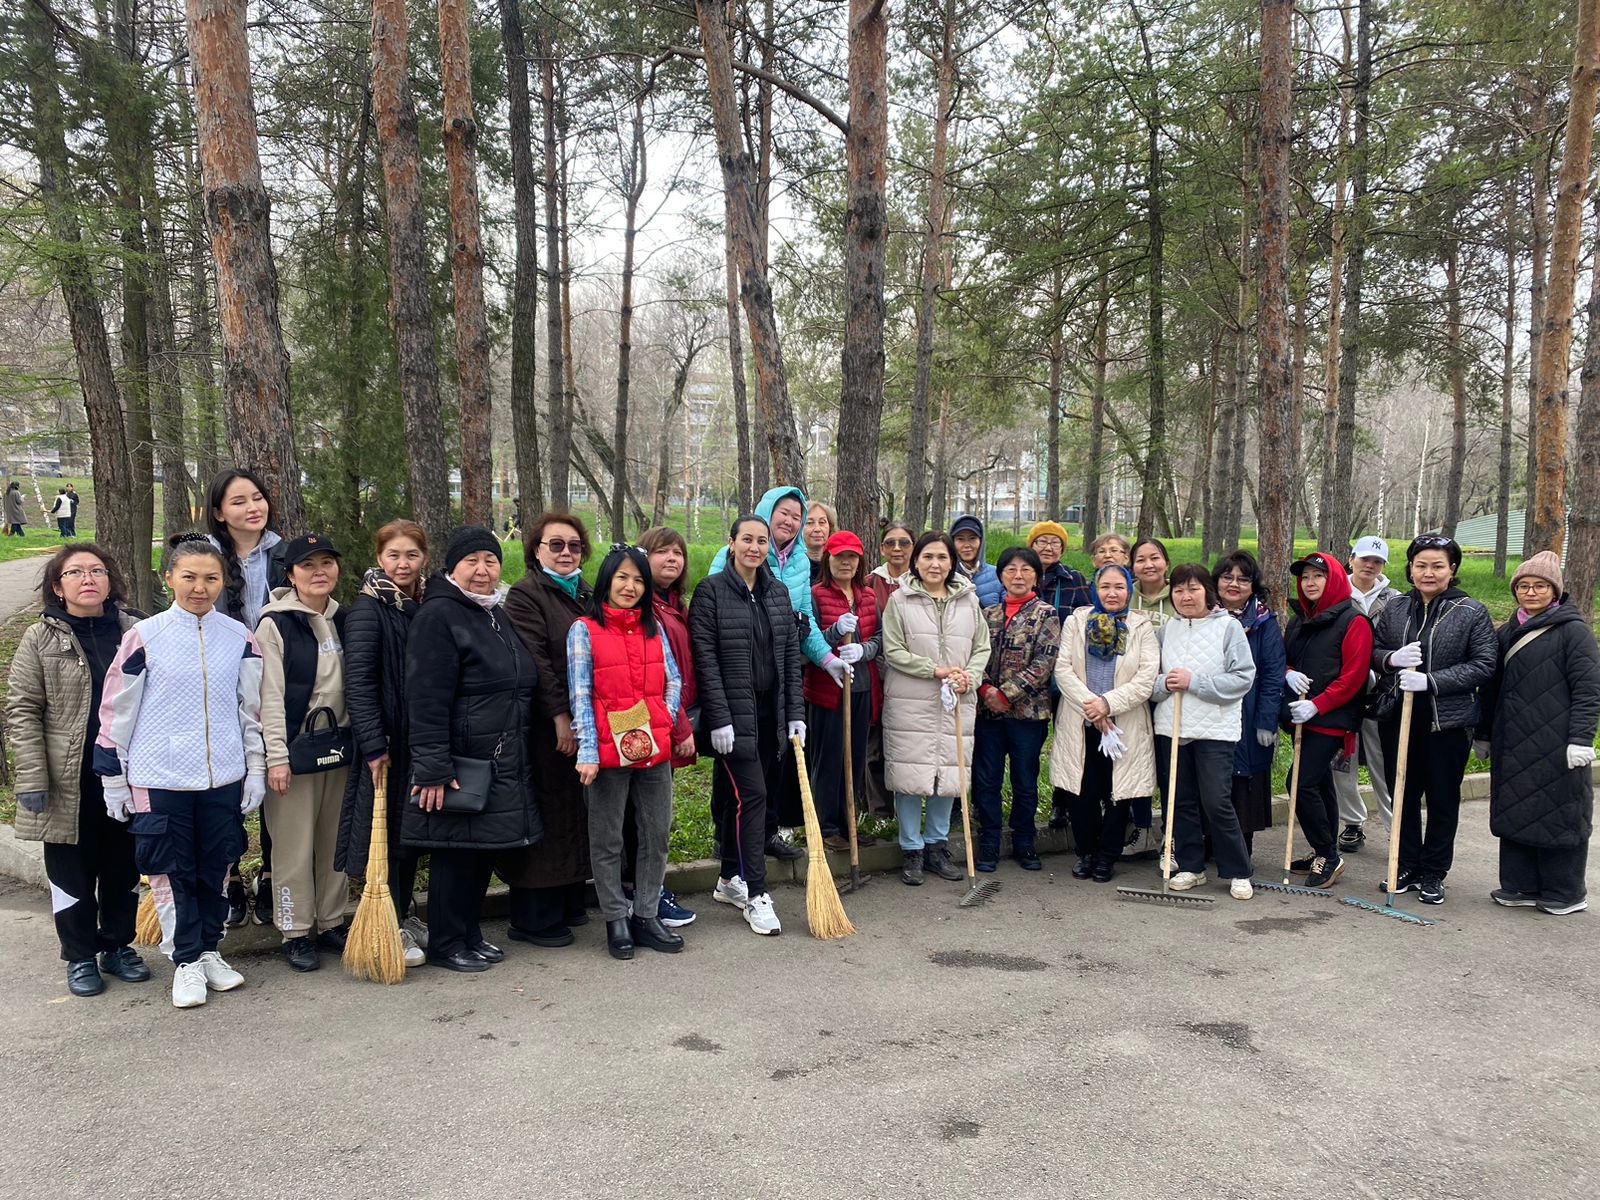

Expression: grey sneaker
xmin=1490 ymin=889 xmax=1538 ymax=908
xmin=402 ymin=914 xmax=430 ymax=952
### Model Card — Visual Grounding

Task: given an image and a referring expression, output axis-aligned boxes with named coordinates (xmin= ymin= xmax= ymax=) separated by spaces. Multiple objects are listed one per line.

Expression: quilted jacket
xmin=978 ymin=594 xmax=1060 ymax=723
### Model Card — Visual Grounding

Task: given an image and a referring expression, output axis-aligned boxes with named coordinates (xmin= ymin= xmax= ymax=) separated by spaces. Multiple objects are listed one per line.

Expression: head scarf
xmin=1086 ymin=563 xmax=1133 ymax=660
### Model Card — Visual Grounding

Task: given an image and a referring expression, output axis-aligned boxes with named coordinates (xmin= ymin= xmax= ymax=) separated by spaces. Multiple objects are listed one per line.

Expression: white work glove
xmin=1567 ymin=745 xmax=1597 ymax=770
xmin=837 ymin=642 xmax=864 ymax=665
xmin=1288 ymin=699 xmax=1318 ymax=725
xmin=1389 ymin=641 xmax=1423 ymax=670
xmin=103 ymin=783 xmax=133 ymax=823
xmin=1473 ymin=739 xmax=1490 ymax=762
xmin=940 ymin=679 xmax=958 ymax=713
xmin=1098 ymin=725 xmax=1127 ymax=761
xmin=1399 ymin=669 xmax=1429 ymax=693
xmin=1256 ymin=728 xmax=1278 ymax=749
xmin=832 ymin=612 xmax=858 ymax=637
xmin=823 ymin=656 xmax=851 ymax=688
xmin=711 ymin=725 xmax=735 ymax=756
xmin=1285 ymin=670 xmax=1311 ymax=697
xmin=241 ymin=774 xmax=266 ymax=815
xmin=788 ymin=720 xmax=807 ymax=749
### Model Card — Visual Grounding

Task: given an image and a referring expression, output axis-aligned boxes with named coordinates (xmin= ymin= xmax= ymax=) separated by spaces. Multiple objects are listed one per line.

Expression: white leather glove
xmin=1288 ymin=699 xmax=1318 ymax=725
xmin=823 ymin=656 xmax=851 ymax=688
xmin=1285 ymin=670 xmax=1311 ymax=697
xmin=1399 ymin=669 xmax=1429 ymax=693
xmin=832 ymin=612 xmax=858 ymax=636
xmin=1099 ymin=725 xmax=1127 ymax=761
xmin=788 ymin=720 xmax=807 ymax=749
xmin=711 ymin=725 xmax=735 ymax=756
xmin=241 ymin=774 xmax=266 ymax=815
xmin=1389 ymin=641 xmax=1423 ymax=669
xmin=1567 ymin=745 xmax=1596 ymax=770
xmin=1473 ymin=739 xmax=1490 ymax=762
xmin=103 ymin=783 xmax=133 ymax=823
xmin=837 ymin=642 xmax=864 ymax=665
xmin=1256 ymin=728 xmax=1277 ymax=748
xmin=940 ymin=679 xmax=957 ymax=713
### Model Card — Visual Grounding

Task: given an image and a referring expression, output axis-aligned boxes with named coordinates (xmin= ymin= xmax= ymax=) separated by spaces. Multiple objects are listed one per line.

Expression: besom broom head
xmin=341 ymin=767 xmax=408 ymax=982
xmin=793 ymin=735 xmax=855 ymax=938
xmin=134 ymin=885 xmax=162 ymax=946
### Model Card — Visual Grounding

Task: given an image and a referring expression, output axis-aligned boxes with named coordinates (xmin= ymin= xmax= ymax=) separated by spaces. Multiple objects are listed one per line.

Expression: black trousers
xmin=805 ymin=693 xmax=871 ymax=837
xmin=507 ymin=881 xmax=586 ymax=936
xmin=391 ymin=847 xmax=421 ymax=924
xmin=137 ymin=784 xmax=246 ymax=966
xmin=1067 ymin=729 xmax=1135 ymax=861
xmin=426 ymin=848 xmax=495 ymax=958
xmin=1172 ymin=739 xmax=1253 ymax=879
xmin=1291 ymin=730 xmax=1345 ymax=860
xmin=1381 ymin=718 xmax=1471 ymax=878
xmin=711 ymin=716 xmax=782 ymax=897
xmin=43 ymin=784 xmax=139 ymax=962
xmin=1499 ymin=839 xmax=1588 ymax=907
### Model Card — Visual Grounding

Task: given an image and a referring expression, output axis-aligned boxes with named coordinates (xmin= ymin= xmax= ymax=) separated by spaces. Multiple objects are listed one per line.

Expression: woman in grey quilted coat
xmin=1475 ymin=551 xmax=1600 ymax=916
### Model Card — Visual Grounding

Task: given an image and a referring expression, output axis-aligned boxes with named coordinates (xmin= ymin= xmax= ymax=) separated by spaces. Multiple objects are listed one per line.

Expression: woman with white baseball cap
xmin=1332 ymin=536 xmax=1401 ymax=853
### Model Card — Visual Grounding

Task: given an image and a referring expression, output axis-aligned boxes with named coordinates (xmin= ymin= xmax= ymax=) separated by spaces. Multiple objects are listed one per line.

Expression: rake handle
xmin=1385 ymin=691 xmax=1415 ymax=897
xmin=1162 ymin=692 xmax=1182 ymax=891
xmin=953 ymin=693 xmax=976 ymax=882
xmin=1282 ymin=722 xmax=1304 ymax=884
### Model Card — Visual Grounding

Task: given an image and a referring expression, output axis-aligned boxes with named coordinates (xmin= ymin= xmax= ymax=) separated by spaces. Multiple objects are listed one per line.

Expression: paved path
xmin=0 ymin=555 xmax=47 ymax=622
xmin=0 ymin=814 xmax=1591 ymax=1199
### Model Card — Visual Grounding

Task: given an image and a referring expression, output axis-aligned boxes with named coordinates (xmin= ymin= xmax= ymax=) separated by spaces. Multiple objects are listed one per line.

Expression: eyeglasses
xmin=1216 ymin=574 xmax=1252 ymax=586
xmin=60 ymin=567 xmax=109 ymax=581
xmin=882 ymin=538 xmax=912 ymax=549
xmin=541 ymin=539 xmax=583 ymax=555
xmin=1513 ymin=580 xmax=1553 ymax=592
xmin=1032 ymin=537 xmax=1064 ymax=549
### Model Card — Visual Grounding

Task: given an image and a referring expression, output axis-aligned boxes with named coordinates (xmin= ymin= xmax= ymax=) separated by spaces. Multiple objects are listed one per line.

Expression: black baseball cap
xmin=284 ymin=533 xmax=342 ymax=568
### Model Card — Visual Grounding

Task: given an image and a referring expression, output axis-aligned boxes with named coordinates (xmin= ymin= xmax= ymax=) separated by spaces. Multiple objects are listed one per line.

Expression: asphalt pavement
xmin=0 ymin=811 xmax=1591 ymax=1200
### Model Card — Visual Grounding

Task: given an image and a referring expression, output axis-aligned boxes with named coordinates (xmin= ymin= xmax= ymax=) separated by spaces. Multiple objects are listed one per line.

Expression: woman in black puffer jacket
xmin=689 ymin=514 xmax=805 ymax=938
xmin=404 ymin=527 xmax=543 ymax=971
xmin=1475 ymin=551 xmax=1600 ymax=916
xmin=1370 ymin=535 xmax=1497 ymax=907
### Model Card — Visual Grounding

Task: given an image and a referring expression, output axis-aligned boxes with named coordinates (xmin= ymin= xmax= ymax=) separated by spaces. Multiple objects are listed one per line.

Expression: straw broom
xmin=342 ymin=765 xmax=406 ymax=983
xmin=134 ymin=880 xmax=161 ymax=946
xmin=791 ymin=735 xmax=855 ymax=939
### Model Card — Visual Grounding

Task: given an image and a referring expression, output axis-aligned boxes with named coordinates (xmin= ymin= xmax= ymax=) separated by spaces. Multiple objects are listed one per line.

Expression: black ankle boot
xmin=606 ymin=918 xmax=634 ymax=960
xmin=629 ymin=914 xmax=684 ymax=953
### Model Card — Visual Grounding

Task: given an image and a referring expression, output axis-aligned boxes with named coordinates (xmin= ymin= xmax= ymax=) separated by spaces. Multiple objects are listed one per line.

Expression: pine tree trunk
xmin=1256 ymin=0 xmax=1295 ymax=612
xmin=437 ymin=0 xmax=492 ymax=526
xmin=371 ymin=0 xmax=450 ymax=551
xmin=1566 ymin=196 xmax=1600 ymax=615
xmin=696 ymin=0 xmax=803 ymax=484
xmin=1207 ymin=333 xmax=1235 ymax=560
xmin=176 ymin=59 xmax=224 ymax=491
xmin=1525 ymin=155 xmax=1550 ymax=552
xmin=498 ymin=0 xmax=544 ymax=528
xmin=1318 ymin=2 xmax=1352 ymax=548
xmin=1135 ymin=57 xmax=1166 ymax=543
xmin=186 ymin=0 xmax=305 ymax=534
xmin=541 ymin=19 xmax=570 ymax=511
xmin=338 ymin=82 xmax=374 ymax=544
xmin=723 ymin=219 xmax=753 ymax=512
xmin=1442 ymin=238 xmax=1467 ymax=538
xmin=1046 ymin=322 xmax=1063 ymax=522
xmin=22 ymin=2 xmax=138 ymax=584
xmin=1085 ymin=268 xmax=1109 ymax=543
xmin=1529 ymin=0 xmax=1600 ymax=553
xmin=612 ymin=76 xmax=648 ymax=541
xmin=1495 ymin=190 xmax=1517 ymax=578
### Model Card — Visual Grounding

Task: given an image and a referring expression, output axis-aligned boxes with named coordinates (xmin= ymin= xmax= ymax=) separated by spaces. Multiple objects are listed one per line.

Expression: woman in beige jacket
xmin=882 ymin=532 xmax=990 ymax=886
xmin=1050 ymin=563 xmax=1159 ymax=882
xmin=256 ymin=534 xmax=351 ymax=973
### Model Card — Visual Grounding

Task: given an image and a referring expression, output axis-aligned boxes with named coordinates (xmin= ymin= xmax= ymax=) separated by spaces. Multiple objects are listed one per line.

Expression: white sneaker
xmin=1168 ymin=871 xmax=1207 ymax=891
xmin=400 ymin=928 xmax=425 ymax=968
xmin=1230 ymin=878 xmax=1254 ymax=901
xmin=172 ymin=961 xmax=208 ymax=1008
xmin=402 ymin=914 xmax=430 ymax=952
xmin=743 ymin=893 xmax=781 ymax=935
xmin=713 ymin=875 xmax=749 ymax=907
xmin=198 ymin=950 xmax=244 ymax=991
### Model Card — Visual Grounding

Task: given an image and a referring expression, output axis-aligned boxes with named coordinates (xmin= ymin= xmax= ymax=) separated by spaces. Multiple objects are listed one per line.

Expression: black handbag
xmin=287 ymin=706 xmax=354 ymax=775
xmin=410 ymin=756 xmax=494 ymax=814
xmin=1365 ymin=675 xmax=1401 ymax=723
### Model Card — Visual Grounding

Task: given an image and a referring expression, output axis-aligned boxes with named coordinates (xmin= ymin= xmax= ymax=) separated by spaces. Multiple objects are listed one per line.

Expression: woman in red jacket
xmin=804 ymin=532 xmax=882 ymax=850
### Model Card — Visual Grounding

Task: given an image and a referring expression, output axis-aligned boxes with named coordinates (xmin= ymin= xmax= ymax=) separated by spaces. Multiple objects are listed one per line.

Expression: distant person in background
xmin=49 ymin=488 xmax=72 ymax=538
xmin=951 ymin=514 xmax=1002 ymax=607
xmin=64 ymin=484 xmax=79 ymax=536
xmin=6 ymin=480 xmax=27 ymax=536
xmin=803 ymin=501 xmax=837 ymax=585
xmin=1029 ymin=520 xmax=1090 ymax=624
xmin=1334 ymin=535 xmax=1402 ymax=853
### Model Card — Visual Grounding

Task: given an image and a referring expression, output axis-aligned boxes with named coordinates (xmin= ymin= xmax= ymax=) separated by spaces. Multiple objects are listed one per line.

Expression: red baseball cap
xmin=825 ymin=531 xmax=865 ymax=557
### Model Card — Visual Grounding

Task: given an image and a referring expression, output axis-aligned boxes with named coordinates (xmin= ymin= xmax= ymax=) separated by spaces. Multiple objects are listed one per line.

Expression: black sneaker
xmin=924 ymin=842 xmax=965 ymax=881
xmin=1338 ymin=824 xmax=1365 ymax=853
xmin=282 ymin=936 xmax=320 ymax=972
xmin=1306 ymin=856 xmax=1345 ymax=889
xmin=1071 ymin=856 xmax=1094 ymax=880
xmin=1417 ymin=875 xmax=1445 ymax=905
xmin=765 ymin=834 xmax=805 ymax=862
xmin=316 ymin=924 xmax=349 ymax=952
xmin=1491 ymin=888 xmax=1539 ymax=908
xmin=225 ymin=876 xmax=248 ymax=928
xmin=1012 ymin=841 xmax=1042 ymax=871
xmin=1382 ymin=868 xmax=1418 ymax=895
xmin=900 ymin=849 xmax=924 ymax=886
xmin=252 ymin=874 xmax=274 ymax=926
xmin=1290 ymin=854 xmax=1315 ymax=873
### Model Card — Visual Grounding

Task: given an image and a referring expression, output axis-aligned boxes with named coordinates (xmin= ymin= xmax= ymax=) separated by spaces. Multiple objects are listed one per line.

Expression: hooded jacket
xmin=1477 ymin=600 xmax=1600 ymax=848
xmin=1282 ymin=554 xmax=1372 ymax=736
xmin=1037 ymin=560 xmax=1092 ymax=626
xmin=689 ymin=560 xmax=804 ymax=752
xmin=1370 ymin=582 xmax=1497 ymax=732
xmin=1132 ymin=582 xmax=1176 ymax=628
xmin=256 ymin=587 xmax=347 ymax=769
xmin=1349 ymin=572 xmax=1401 ymax=619
xmin=950 ymin=514 xmax=1002 ymax=607
xmin=211 ymin=530 xmax=286 ymax=630
xmin=709 ymin=485 xmax=833 ymax=667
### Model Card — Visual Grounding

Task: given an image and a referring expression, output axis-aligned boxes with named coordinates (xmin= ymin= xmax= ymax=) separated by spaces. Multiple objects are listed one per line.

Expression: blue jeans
xmin=972 ymin=717 xmax=1049 ymax=851
xmin=895 ymin=792 xmax=954 ymax=851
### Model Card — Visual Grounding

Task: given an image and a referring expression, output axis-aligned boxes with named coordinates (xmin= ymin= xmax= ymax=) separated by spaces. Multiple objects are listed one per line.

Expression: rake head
xmin=958 ymin=879 xmax=1001 ymax=907
xmin=836 ymin=871 xmax=871 ymax=895
xmin=1116 ymin=885 xmax=1214 ymax=906
xmin=1252 ymin=879 xmax=1340 ymax=899
xmin=1340 ymin=895 xmax=1435 ymax=927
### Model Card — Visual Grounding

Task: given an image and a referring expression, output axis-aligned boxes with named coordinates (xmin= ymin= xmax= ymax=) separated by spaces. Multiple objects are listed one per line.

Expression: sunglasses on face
xmin=542 ymin=539 xmax=582 ymax=555
xmin=882 ymin=538 xmax=912 ymax=549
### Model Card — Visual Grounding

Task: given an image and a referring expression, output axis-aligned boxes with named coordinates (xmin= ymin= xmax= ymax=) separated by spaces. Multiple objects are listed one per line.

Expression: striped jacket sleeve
xmin=93 ymin=628 xmax=148 ymax=785
xmin=237 ymin=629 xmax=266 ymax=777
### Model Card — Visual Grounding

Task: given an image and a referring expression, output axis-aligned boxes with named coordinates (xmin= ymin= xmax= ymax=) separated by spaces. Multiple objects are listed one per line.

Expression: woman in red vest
xmin=804 ymin=531 xmax=882 ymax=850
xmin=568 ymin=545 xmax=692 ymax=961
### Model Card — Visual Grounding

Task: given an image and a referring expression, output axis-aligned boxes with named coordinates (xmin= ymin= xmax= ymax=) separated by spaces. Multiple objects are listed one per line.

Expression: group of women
xmin=8 ymin=477 xmax=1596 ymax=1007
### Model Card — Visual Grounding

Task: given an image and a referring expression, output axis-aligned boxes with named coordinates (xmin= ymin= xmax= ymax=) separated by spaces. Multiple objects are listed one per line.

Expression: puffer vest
xmin=1284 ymin=599 xmax=1367 ymax=732
xmin=583 ymin=607 xmax=672 ymax=769
xmin=1153 ymin=610 xmax=1244 ymax=742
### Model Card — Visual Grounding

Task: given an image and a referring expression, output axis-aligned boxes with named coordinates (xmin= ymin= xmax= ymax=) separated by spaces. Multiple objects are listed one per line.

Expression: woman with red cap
xmin=804 ymin=531 xmax=881 ymax=849
xmin=1281 ymin=551 xmax=1373 ymax=888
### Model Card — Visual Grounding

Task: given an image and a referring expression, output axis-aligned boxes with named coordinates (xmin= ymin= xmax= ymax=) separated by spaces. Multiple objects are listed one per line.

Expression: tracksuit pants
xmin=1334 ymin=718 xmax=1394 ymax=827
xmin=587 ymin=763 xmax=673 ymax=921
xmin=44 ymin=779 xmax=138 ymax=962
xmin=133 ymin=783 xmax=246 ymax=966
xmin=262 ymin=768 xmax=348 ymax=938
xmin=1172 ymin=738 xmax=1253 ymax=879
xmin=711 ymin=711 xmax=781 ymax=897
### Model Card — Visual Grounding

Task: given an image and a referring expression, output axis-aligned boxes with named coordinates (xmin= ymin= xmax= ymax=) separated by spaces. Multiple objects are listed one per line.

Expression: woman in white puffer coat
xmin=1150 ymin=563 xmax=1257 ymax=898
